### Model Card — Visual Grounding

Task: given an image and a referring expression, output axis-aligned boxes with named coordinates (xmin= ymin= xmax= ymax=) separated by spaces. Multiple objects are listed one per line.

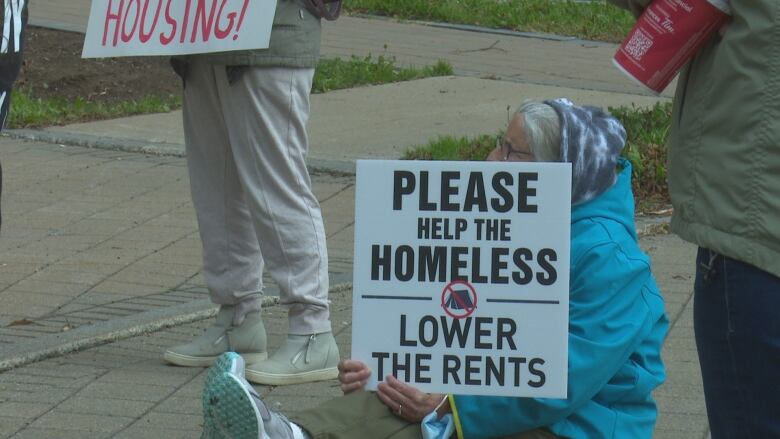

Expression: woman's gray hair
xmin=514 ymin=101 xmax=561 ymax=162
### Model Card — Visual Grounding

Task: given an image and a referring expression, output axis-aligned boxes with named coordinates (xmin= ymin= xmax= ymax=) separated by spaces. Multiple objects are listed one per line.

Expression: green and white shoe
xmin=202 ymin=352 xmax=244 ymax=439
xmin=203 ymin=360 xmax=296 ymax=439
xmin=205 ymin=352 xmax=244 ymax=392
xmin=246 ymin=332 xmax=339 ymax=386
xmin=203 ymin=373 xmax=262 ymax=439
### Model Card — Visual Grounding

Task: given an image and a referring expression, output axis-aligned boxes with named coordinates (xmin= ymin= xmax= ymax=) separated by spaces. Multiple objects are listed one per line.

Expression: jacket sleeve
xmin=451 ymin=242 xmax=657 ymax=439
xmin=607 ymin=0 xmax=652 ymax=18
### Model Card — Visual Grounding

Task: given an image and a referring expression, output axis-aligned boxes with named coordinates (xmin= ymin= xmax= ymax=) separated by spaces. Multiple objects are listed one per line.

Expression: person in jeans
xmin=163 ymin=0 xmax=340 ymax=386
xmin=199 ymin=99 xmax=669 ymax=439
xmin=609 ymin=1 xmax=780 ymax=437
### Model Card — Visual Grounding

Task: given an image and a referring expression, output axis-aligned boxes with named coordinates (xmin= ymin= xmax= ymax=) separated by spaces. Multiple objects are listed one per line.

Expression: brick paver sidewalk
xmin=0 ymin=139 xmax=355 ymax=344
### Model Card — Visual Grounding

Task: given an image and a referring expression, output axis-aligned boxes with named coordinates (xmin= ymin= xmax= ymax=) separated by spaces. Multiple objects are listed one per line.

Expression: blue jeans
xmin=694 ymin=248 xmax=780 ymax=439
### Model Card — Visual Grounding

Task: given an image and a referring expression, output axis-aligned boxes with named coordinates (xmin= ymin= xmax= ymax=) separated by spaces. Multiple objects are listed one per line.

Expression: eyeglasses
xmin=496 ymin=137 xmax=534 ymax=162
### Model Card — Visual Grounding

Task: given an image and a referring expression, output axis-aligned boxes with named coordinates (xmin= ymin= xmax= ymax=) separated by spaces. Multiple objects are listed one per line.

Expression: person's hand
xmin=377 ymin=375 xmax=446 ymax=423
xmin=337 ymin=359 xmax=371 ymax=394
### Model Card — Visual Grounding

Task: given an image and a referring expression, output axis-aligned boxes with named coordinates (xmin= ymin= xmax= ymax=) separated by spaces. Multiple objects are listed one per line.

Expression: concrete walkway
xmin=18 ymin=77 xmax=665 ymax=173
xmin=0 ymin=5 xmax=708 ymax=439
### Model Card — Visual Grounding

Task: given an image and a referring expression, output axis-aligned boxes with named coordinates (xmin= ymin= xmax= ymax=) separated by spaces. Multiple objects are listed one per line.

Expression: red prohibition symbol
xmin=441 ymin=280 xmax=478 ymax=319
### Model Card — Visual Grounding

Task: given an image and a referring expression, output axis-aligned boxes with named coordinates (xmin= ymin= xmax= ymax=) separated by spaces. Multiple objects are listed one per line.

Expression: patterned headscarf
xmin=544 ymin=98 xmax=627 ymax=205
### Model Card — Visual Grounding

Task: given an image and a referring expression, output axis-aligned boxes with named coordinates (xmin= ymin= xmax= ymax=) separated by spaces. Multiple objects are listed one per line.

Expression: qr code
xmin=624 ymin=31 xmax=653 ymax=60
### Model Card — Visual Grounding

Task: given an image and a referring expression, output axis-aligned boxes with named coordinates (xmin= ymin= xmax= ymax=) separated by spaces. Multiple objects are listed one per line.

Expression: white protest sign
xmin=82 ymin=0 xmax=277 ymax=58
xmin=352 ymin=160 xmax=571 ymax=398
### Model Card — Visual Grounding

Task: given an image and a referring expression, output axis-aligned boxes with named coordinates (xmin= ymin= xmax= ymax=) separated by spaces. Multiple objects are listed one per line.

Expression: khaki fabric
xmin=182 ymin=61 xmax=332 ymax=334
xmin=291 ymin=391 xmax=562 ymax=439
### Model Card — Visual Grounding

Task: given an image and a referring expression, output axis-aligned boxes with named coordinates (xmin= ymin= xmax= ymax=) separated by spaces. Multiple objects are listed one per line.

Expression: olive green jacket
xmin=610 ymin=0 xmax=780 ymax=277
xmin=188 ymin=0 xmax=321 ymax=67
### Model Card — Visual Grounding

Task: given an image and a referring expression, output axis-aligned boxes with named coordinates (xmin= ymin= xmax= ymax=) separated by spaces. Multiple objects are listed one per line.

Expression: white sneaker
xmin=246 ymin=332 xmax=339 ymax=386
xmin=164 ymin=306 xmax=268 ymax=367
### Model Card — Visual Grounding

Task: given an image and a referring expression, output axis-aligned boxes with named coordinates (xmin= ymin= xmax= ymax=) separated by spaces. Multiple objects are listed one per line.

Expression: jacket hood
xmin=572 ymin=159 xmax=637 ymax=239
xmin=544 ymin=98 xmax=627 ymax=206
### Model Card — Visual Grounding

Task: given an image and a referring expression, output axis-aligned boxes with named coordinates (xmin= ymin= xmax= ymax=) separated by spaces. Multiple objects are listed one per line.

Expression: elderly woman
xmin=201 ymin=99 xmax=669 ymax=439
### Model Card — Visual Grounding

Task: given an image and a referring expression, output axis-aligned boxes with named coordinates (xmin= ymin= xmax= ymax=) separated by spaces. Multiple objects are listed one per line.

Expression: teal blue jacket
xmin=451 ymin=162 xmax=668 ymax=439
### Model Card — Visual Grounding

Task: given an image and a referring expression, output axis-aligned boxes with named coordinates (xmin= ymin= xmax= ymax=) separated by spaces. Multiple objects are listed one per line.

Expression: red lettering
xmin=191 ymin=0 xmax=218 ymax=43
xmin=179 ymin=0 xmax=193 ymax=43
xmin=214 ymin=0 xmax=236 ymax=39
xmin=121 ymin=0 xmax=141 ymax=43
xmin=160 ymin=0 xmax=177 ymax=45
xmin=233 ymin=0 xmax=250 ymax=41
xmin=139 ymin=0 xmax=164 ymax=43
xmin=103 ymin=0 xmax=125 ymax=47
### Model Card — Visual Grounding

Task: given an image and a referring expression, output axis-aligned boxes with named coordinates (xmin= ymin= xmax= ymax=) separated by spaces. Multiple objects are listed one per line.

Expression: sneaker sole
xmin=245 ymin=366 xmax=339 ymax=386
xmin=164 ymin=351 xmax=267 ymax=368
xmin=202 ymin=374 xmax=220 ymax=439
xmin=204 ymin=373 xmax=263 ymax=439
xmin=206 ymin=352 xmax=243 ymax=388
xmin=203 ymin=353 xmax=243 ymax=439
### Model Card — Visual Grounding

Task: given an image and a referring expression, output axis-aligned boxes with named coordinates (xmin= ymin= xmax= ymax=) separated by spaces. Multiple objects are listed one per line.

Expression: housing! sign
xmin=82 ymin=0 xmax=277 ymax=58
xmin=351 ymin=160 xmax=571 ymax=398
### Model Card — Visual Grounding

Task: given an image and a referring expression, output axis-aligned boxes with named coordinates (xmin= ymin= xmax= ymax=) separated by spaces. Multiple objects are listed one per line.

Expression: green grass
xmin=7 ymin=56 xmax=453 ymax=129
xmin=313 ymin=56 xmax=453 ymax=93
xmin=7 ymin=90 xmax=181 ymax=129
xmin=345 ymin=0 xmax=635 ymax=43
xmin=403 ymin=134 xmax=497 ymax=161
xmin=609 ymin=102 xmax=672 ymax=206
xmin=402 ymin=102 xmax=673 ymax=209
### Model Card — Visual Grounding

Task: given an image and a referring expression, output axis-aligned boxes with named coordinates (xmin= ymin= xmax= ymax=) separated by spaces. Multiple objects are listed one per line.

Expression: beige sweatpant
xmin=182 ymin=59 xmax=331 ymax=335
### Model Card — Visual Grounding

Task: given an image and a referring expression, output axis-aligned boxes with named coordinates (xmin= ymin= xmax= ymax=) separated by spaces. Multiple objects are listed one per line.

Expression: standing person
xmin=163 ymin=0 xmax=341 ymax=386
xmin=0 ymin=0 xmax=28 ymax=229
xmin=610 ymin=1 xmax=780 ymax=437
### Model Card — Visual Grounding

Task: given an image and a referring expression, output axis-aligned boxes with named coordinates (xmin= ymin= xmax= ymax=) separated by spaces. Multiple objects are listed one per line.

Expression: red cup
xmin=613 ymin=0 xmax=730 ymax=94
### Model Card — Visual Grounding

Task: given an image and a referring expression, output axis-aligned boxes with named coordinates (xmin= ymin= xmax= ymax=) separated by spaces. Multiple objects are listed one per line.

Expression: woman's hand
xmin=337 ymin=359 xmax=371 ymax=394
xmin=377 ymin=375 xmax=447 ymax=423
